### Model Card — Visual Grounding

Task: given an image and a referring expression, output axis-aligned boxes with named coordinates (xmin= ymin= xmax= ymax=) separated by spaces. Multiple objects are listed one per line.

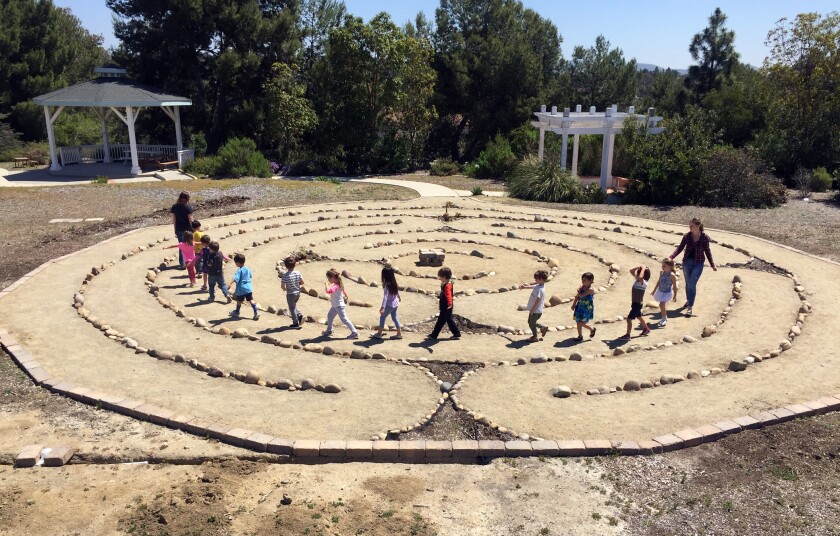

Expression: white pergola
xmin=532 ymin=104 xmax=664 ymax=189
xmin=33 ymin=66 xmax=192 ymax=175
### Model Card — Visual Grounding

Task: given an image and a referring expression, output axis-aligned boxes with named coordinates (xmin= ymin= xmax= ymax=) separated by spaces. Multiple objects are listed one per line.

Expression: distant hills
xmin=637 ymin=63 xmax=688 ymax=75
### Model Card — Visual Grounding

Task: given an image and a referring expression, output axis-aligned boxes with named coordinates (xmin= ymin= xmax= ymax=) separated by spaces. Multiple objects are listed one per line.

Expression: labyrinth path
xmin=2 ymin=198 xmax=839 ymax=455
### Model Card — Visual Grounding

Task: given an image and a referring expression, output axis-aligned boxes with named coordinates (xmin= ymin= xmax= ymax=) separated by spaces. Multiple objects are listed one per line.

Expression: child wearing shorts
xmin=228 ymin=253 xmax=259 ymax=320
xmin=621 ymin=265 xmax=651 ymax=340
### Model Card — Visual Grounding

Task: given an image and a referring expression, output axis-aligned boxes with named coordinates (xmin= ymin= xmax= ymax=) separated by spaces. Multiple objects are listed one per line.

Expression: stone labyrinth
xmin=3 ymin=199 xmax=840 ymax=456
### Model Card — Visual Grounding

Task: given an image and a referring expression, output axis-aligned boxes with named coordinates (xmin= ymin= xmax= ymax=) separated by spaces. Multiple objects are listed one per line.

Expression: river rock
xmin=324 ymin=384 xmax=342 ymax=393
xmin=569 ymin=352 xmax=583 ymax=361
xmin=440 ymin=382 xmax=453 ymax=393
xmin=232 ymin=328 xmax=250 ymax=338
xmin=548 ymin=295 xmax=563 ymax=306
xmin=728 ymin=360 xmax=747 ymax=372
xmin=322 ymin=346 xmax=335 ymax=356
xmin=300 ymin=378 xmax=316 ymax=390
xmin=687 ymin=370 xmax=702 ymax=380
xmin=623 ymin=380 xmax=641 ymax=391
xmin=245 ymin=370 xmax=260 ymax=384
xmin=275 ymin=379 xmax=293 ymax=390
xmin=350 ymin=349 xmax=367 ymax=359
xmin=702 ymin=325 xmax=717 ymax=338
xmin=551 ymin=386 xmax=572 ymax=398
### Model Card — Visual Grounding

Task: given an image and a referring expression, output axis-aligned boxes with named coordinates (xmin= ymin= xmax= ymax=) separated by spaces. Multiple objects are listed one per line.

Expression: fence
xmin=58 ymin=144 xmax=192 ymax=167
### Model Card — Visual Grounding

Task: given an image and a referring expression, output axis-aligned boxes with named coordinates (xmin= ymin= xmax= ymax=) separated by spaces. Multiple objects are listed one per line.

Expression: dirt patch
xmin=602 ymin=413 xmax=840 ymax=535
xmin=420 ymin=362 xmax=482 ymax=384
xmin=402 ymin=402 xmax=517 ymax=442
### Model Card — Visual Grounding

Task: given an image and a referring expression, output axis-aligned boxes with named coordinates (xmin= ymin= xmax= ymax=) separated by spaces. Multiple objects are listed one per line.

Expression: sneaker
xmin=348 ymin=332 xmax=359 ymax=339
xmin=230 ymin=309 xmax=240 ymax=317
xmin=618 ymin=334 xmax=631 ymax=341
xmin=574 ymin=335 xmax=584 ymax=342
xmin=658 ymin=318 xmax=668 ymax=327
xmin=426 ymin=335 xmax=437 ymax=340
xmin=392 ymin=334 xmax=403 ymax=339
xmin=322 ymin=330 xmax=333 ymax=337
xmin=372 ymin=332 xmax=385 ymax=339
xmin=590 ymin=327 xmax=597 ymax=339
xmin=200 ymin=285 xmax=208 ymax=291
xmin=226 ymin=296 xmax=232 ymax=304
xmin=253 ymin=312 xmax=260 ymax=321
xmin=297 ymin=313 xmax=304 ymax=324
xmin=641 ymin=327 xmax=651 ymax=336
xmin=685 ymin=308 xmax=693 ymax=317
xmin=540 ymin=326 xmax=549 ymax=337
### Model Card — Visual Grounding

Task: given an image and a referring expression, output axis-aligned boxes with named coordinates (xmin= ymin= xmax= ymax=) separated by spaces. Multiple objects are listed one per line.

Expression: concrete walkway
xmin=0 ymin=164 xmax=192 ymax=187
xmin=348 ymin=177 xmax=507 ymax=198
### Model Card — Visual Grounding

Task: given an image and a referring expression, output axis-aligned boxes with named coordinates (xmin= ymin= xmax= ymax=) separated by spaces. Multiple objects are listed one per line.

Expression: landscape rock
xmin=623 ymin=380 xmax=641 ymax=391
xmin=728 ymin=360 xmax=748 ymax=372
xmin=323 ymin=384 xmax=342 ymax=393
xmin=551 ymin=386 xmax=572 ymax=398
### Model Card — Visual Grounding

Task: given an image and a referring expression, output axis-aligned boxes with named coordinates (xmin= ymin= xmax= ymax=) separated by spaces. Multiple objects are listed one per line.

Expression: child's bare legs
xmin=624 ymin=318 xmax=633 ymax=338
xmin=658 ymin=302 xmax=668 ymax=326
xmin=577 ymin=321 xmax=594 ymax=337
xmin=639 ymin=317 xmax=649 ymax=332
xmin=202 ymin=272 xmax=208 ymax=290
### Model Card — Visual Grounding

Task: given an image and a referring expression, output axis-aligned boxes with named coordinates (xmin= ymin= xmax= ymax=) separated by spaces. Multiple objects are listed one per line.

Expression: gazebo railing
xmin=59 ymin=144 xmax=189 ymax=166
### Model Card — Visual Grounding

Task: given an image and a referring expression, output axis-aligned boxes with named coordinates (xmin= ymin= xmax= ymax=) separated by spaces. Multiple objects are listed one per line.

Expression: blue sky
xmin=55 ymin=0 xmax=836 ymax=68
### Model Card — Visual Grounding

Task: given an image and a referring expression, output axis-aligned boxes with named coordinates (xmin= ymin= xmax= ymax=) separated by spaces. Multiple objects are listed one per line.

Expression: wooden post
xmin=98 ymin=108 xmax=112 ymax=163
xmin=44 ymin=106 xmax=64 ymax=172
xmin=174 ymin=107 xmax=183 ymax=151
xmin=600 ymin=107 xmax=613 ymax=190
xmin=126 ymin=106 xmax=141 ymax=175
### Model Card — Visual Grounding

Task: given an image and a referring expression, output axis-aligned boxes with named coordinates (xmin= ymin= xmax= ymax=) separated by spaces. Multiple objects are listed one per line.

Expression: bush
xmin=215 ymin=137 xmax=271 ymax=178
xmin=0 ymin=114 xmax=21 ymax=158
xmin=429 ymin=157 xmax=460 ymax=176
xmin=811 ymin=167 xmax=833 ymax=193
xmin=793 ymin=168 xmax=812 ymax=197
xmin=471 ymin=185 xmax=483 ymax=196
xmin=507 ymin=156 xmax=601 ymax=204
xmin=697 ymin=147 xmax=787 ymax=208
xmin=471 ymin=134 xmax=518 ymax=179
xmin=183 ymin=156 xmax=220 ymax=177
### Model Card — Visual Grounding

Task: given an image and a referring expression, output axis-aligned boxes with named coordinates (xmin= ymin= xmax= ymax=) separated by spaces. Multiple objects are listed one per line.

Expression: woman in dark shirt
xmin=669 ymin=217 xmax=717 ymax=316
xmin=170 ymin=191 xmax=194 ymax=268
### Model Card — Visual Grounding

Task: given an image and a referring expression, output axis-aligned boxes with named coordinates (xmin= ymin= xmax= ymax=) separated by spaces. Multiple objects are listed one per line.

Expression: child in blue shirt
xmin=228 ymin=253 xmax=259 ymax=320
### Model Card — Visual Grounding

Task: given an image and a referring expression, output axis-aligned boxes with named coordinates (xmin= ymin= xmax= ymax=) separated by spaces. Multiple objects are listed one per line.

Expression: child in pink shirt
xmin=322 ymin=268 xmax=359 ymax=339
xmin=164 ymin=231 xmax=197 ymax=286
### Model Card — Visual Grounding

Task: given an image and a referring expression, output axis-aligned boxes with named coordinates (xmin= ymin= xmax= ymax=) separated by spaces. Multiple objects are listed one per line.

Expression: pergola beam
xmin=43 ymin=105 xmax=65 ymax=172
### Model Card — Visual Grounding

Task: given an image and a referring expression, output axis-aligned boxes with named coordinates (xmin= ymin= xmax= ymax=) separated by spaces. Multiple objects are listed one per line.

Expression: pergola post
xmin=560 ymin=108 xmax=570 ymax=171
xmin=537 ymin=127 xmax=545 ymax=160
xmin=126 ymin=106 xmax=141 ymax=175
xmin=43 ymin=105 xmax=64 ymax=172
xmin=571 ymin=105 xmax=581 ymax=177
xmin=96 ymin=108 xmax=112 ymax=163
xmin=600 ymin=107 xmax=614 ymax=190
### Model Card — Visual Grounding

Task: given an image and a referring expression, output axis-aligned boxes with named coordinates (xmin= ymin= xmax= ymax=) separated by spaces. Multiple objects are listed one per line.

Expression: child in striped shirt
xmin=281 ymin=257 xmax=305 ymax=329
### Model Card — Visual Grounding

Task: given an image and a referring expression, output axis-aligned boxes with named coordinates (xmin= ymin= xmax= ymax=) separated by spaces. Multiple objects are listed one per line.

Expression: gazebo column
xmin=96 ymin=108 xmax=112 ymax=163
xmin=537 ymin=127 xmax=545 ymax=160
xmin=174 ymin=107 xmax=183 ymax=151
xmin=126 ymin=107 xmax=141 ymax=175
xmin=43 ymin=105 xmax=64 ymax=172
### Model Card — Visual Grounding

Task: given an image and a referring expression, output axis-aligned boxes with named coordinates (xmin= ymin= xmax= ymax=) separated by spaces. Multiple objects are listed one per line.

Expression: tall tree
xmin=0 ymin=1 xmax=108 ymax=139
xmin=569 ymin=35 xmax=637 ymax=110
xmin=685 ymin=7 xmax=739 ymax=101
xmin=264 ymin=63 xmax=317 ymax=160
xmin=433 ymin=0 xmax=564 ymax=159
xmin=297 ymin=0 xmax=346 ymax=73
xmin=310 ymin=13 xmax=436 ymax=172
xmin=108 ymin=0 xmax=299 ymax=150
xmin=758 ymin=11 xmax=840 ymax=177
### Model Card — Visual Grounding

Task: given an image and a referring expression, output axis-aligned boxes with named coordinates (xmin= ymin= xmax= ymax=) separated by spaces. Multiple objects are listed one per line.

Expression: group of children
xmin=165 ymin=224 xmax=681 ymax=343
xmin=567 ymin=259 xmax=679 ymax=343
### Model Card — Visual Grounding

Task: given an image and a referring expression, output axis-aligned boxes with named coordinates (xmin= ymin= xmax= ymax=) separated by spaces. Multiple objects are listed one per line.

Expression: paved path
xmin=0 ymin=165 xmax=192 ymax=187
xmin=349 ymin=177 xmax=507 ymax=198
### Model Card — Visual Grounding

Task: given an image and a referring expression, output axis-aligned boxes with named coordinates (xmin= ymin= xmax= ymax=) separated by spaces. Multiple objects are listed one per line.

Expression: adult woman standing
xmin=669 ymin=217 xmax=716 ymax=316
xmin=170 ymin=191 xmax=194 ymax=269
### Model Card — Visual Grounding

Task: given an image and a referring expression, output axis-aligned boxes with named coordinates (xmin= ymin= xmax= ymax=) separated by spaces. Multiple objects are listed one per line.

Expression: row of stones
xmin=8 ymin=321 xmax=838 ymax=459
xmin=75 ymin=267 xmax=346 ymax=394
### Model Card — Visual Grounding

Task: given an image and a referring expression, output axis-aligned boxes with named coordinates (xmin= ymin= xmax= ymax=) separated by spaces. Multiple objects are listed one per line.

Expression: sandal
xmin=573 ymin=336 xmax=584 ymax=342
xmin=590 ymin=327 xmax=597 ymax=339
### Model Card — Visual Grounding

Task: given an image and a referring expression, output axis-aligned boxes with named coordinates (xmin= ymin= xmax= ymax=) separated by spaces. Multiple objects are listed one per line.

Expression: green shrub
xmin=697 ymin=147 xmax=787 ymax=208
xmin=811 ymin=167 xmax=833 ymax=193
xmin=183 ymin=156 xmax=220 ymax=177
xmin=581 ymin=184 xmax=606 ymax=203
xmin=22 ymin=141 xmax=50 ymax=165
xmin=0 ymin=114 xmax=21 ymax=157
xmin=429 ymin=157 xmax=460 ymax=176
xmin=508 ymin=123 xmax=563 ymax=159
xmin=471 ymin=134 xmax=518 ymax=179
xmin=507 ymin=156 xmax=599 ymax=204
xmin=90 ymin=175 xmax=109 ymax=185
xmin=215 ymin=137 xmax=271 ymax=178
xmin=471 ymin=185 xmax=483 ymax=196
xmin=314 ymin=175 xmax=341 ymax=185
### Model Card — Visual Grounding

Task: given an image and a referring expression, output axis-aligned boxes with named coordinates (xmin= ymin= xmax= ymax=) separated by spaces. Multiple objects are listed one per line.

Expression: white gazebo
xmin=532 ymin=104 xmax=664 ymax=189
xmin=33 ymin=66 xmax=194 ymax=175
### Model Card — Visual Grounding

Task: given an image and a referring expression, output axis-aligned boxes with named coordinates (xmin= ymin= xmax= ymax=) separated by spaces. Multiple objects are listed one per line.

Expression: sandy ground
xmin=2 ymin=187 xmax=840 ymax=535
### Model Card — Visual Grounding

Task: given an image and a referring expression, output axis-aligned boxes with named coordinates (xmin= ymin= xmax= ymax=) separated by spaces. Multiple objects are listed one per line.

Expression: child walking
xmin=571 ymin=272 xmax=596 ymax=342
xmin=650 ymin=259 xmax=678 ymax=327
xmin=621 ymin=265 xmax=651 ymax=340
xmin=191 ymin=220 xmax=205 ymax=255
xmin=429 ymin=267 xmax=461 ymax=340
xmin=373 ymin=267 xmax=402 ymax=339
xmin=520 ymin=270 xmax=549 ymax=342
xmin=228 ymin=253 xmax=259 ymax=320
xmin=322 ymin=268 xmax=359 ymax=339
xmin=205 ymin=241 xmax=232 ymax=303
xmin=193 ymin=235 xmax=212 ymax=290
xmin=281 ymin=256 xmax=305 ymax=329
xmin=164 ymin=231 xmax=197 ymax=287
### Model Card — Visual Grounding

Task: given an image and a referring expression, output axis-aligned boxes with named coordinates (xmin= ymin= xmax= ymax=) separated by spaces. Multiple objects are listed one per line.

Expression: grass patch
xmin=769 ymin=464 xmax=798 ymax=481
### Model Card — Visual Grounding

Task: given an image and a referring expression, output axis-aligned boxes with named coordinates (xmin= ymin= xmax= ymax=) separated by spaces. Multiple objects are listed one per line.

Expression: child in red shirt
xmin=429 ymin=267 xmax=461 ymax=340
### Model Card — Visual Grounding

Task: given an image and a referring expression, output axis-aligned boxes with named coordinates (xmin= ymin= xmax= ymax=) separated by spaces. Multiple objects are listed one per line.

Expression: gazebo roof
xmin=33 ymin=77 xmax=191 ymax=108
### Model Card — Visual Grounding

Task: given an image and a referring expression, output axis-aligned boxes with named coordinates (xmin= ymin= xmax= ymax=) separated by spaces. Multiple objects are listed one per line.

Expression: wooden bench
xmin=12 ymin=157 xmax=33 ymax=168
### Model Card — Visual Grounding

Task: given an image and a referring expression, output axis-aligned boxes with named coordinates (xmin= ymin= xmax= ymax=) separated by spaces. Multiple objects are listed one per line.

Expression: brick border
xmin=1 ymin=201 xmax=838 ymax=461
xmin=3 ymin=329 xmax=839 ymax=461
